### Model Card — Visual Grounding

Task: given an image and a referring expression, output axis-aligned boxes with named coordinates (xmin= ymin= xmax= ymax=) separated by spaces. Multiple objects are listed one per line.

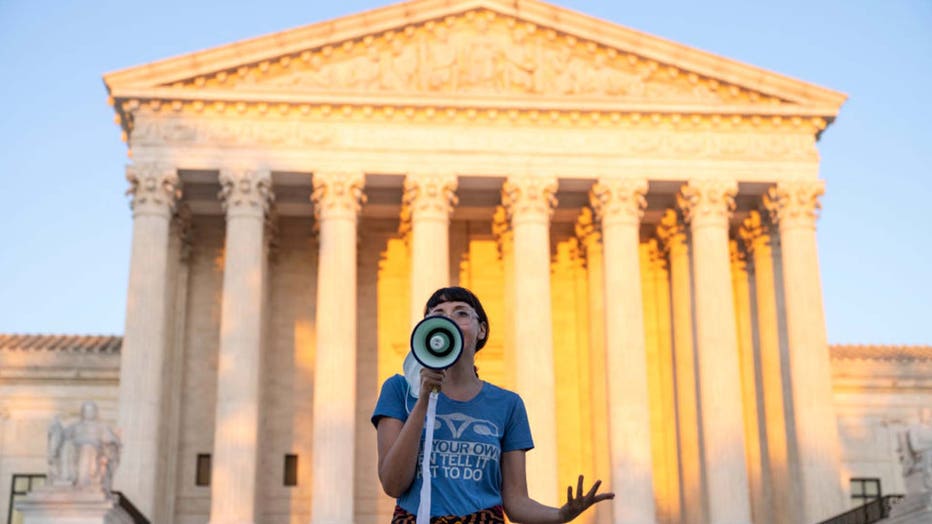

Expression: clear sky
xmin=0 ymin=0 xmax=929 ymax=344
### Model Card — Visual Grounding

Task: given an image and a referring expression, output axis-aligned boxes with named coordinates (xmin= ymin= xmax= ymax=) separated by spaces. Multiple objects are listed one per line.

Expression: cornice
xmin=113 ymin=89 xmax=841 ymax=118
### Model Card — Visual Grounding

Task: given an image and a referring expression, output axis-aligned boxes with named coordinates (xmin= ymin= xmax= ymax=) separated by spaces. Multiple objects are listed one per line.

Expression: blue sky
xmin=0 ymin=0 xmax=929 ymax=344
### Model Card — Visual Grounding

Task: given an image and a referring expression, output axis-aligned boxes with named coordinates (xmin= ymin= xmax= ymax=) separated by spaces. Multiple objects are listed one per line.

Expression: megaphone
xmin=410 ymin=315 xmax=464 ymax=370
xmin=407 ymin=315 xmax=465 ymax=524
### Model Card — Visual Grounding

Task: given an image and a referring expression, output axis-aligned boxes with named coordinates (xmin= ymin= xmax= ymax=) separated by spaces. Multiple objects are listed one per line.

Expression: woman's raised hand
xmin=419 ymin=367 xmax=445 ymax=398
xmin=557 ymin=475 xmax=614 ymax=523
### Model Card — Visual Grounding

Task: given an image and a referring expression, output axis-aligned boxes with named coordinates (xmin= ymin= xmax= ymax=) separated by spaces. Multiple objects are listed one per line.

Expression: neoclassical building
xmin=1 ymin=1 xmax=930 ymax=524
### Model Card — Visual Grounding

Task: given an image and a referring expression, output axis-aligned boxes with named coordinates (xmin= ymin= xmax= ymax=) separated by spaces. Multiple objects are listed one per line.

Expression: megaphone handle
xmin=416 ymin=390 xmax=439 ymax=524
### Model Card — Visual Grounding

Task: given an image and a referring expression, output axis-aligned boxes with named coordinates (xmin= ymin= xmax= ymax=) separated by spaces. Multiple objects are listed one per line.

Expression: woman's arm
xmin=376 ymin=402 xmax=427 ymax=497
xmin=501 ymin=450 xmax=614 ymax=524
xmin=376 ymin=369 xmax=445 ymax=498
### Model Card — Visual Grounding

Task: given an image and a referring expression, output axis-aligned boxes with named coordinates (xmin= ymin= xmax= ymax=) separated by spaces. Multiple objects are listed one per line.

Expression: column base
xmin=15 ymin=488 xmax=133 ymax=524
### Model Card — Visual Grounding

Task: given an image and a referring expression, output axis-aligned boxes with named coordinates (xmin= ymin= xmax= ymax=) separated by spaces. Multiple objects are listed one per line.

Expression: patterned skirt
xmin=391 ymin=504 xmax=505 ymax=524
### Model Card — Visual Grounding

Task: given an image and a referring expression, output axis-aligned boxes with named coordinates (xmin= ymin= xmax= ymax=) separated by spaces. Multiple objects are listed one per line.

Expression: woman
xmin=372 ymin=286 xmax=613 ymax=523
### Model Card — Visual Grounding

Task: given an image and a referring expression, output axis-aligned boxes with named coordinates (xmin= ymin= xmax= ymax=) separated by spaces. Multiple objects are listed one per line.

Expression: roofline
xmin=103 ymin=0 xmax=847 ymax=113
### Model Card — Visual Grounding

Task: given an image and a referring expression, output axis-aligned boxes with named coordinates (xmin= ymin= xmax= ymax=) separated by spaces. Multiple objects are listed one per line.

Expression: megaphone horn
xmin=410 ymin=315 xmax=464 ymax=370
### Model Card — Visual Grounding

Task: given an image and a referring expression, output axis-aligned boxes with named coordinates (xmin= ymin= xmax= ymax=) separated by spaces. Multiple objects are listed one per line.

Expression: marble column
xmin=677 ymin=180 xmax=751 ymax=524
xmin=649 ymin=240 xmax=680 ymax=524
xmin=655 ymin=209 xmax=703 ymax=524
xmin=764 ymin=181 xmax=845 ymax=523
xmin=502 ymin=175 xmax=559 ymax=504
xmin=116 ymin=162 xmax=180 ymax=521
xmin=209 ymin=168 xmax=273 ymax=524
xmin=163 ymin=205 xmax=193 ymax=523
xmin=492 ymin=206 xmax=517 ymax=387
xmin=575 ymin=208 xmax=612 ymax=524
xmin=729 ymin=240 xmax=768 ymax=524
xmin=310 ymin=171 xmax=366 ymax=524
xmin=738 ymin=210 xmax=794 ymax=523
xmin=590 ymin=178 xmax=656 ymax=524
xmin=402 ymin=173 xmax=458 ymax=325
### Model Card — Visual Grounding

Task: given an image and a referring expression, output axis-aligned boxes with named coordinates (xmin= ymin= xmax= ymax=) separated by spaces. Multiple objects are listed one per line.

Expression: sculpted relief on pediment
xmin=170 ymin=10 xmax=787 ymax=106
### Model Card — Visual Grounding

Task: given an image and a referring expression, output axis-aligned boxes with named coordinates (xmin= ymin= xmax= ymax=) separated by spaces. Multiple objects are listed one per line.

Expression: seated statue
xmin=46 ymin=401 xmax=121 ymax=494
xmin=897 ymin=408 xmax=932 ymax=495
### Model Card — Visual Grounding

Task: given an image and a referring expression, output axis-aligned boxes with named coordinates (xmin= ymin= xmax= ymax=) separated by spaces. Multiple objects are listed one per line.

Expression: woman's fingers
xmin=419 ymin=368 xmax=445 ymax=393
xmin=586 ymin=479 xmax=601 ymax=499
xmin=563 ymin=476 xmax=615 ymax=521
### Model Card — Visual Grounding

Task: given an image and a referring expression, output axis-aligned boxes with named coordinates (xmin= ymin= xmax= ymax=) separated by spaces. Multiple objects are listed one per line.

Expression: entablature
xmin=105 ymin=1 xmax=845 ymax=143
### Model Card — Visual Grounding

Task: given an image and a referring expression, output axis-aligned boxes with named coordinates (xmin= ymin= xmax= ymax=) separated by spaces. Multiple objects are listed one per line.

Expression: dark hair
xmin=423 ymin=286 xmax=490 ymax=350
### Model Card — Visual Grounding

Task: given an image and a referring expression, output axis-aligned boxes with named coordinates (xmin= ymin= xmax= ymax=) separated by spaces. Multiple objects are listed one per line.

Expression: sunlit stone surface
xmin=0 ymin=1 xmax=929 ymax=524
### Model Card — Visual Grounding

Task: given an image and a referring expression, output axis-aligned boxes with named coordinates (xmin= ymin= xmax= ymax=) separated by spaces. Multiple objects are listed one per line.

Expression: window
xmin=850 ymin=478 xmax=882 ymax=506
xmin=7 ymin=474 xmax=46 ymax=524
xmin=284 ymin=454 xmax=298 ymax=487
xmin=196 ymin=454 xmax=211 ymax=487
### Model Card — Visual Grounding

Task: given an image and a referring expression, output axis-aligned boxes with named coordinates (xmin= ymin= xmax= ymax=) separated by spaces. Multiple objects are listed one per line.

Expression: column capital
xmin=573 ymin=207 xmax=602 ymax=269
xmin=311 ymin=171 xmax=367 ymax=222
xmin=648 ymin=238 xmax=668 ymax=272
xmin=737 ymin=209 xmax=777 ymax=255
xmin=574 ymin=207 xmax=602 ymax=249
xmin=655 ymin=208 xmax=687 ymax=254
xmin=265 ymin=207 xmax=280 ymax=262
xmin=763 ymin=180 xmax=825 ymax=232
xmin=399 ymin=173 xmax=458 ymax=236
xmin=219 ymin=168 xmax=273 ymax=218
xmin=589 ymin=177 xmax=648 ymax=227
xmin=125 ymin=163 xmax=181 ymax=218
xmin=677 ymin=179 xmax=737 ymax=229
xmin=729 ymin=238 xmax=749 ymax=273
xmin=502 ymin=175 xmax=558 ymax=224
xmin=491 ymin=205 xmax=512 ymax=260
xmin=172 ymin=204 xmax=194 ymax=263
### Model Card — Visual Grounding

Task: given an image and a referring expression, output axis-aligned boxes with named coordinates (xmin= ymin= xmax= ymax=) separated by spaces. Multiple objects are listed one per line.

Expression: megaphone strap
xmin=417 ymin=390 xmax=439 ymax=524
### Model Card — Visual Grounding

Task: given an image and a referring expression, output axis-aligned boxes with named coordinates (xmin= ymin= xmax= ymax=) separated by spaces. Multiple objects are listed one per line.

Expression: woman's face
xmin=425 ymin=300 xmax=487 ymax=355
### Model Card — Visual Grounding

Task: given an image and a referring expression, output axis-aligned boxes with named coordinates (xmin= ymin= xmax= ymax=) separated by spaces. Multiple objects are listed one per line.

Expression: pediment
xmin=213 ymin=14 xmax=747 ymax=106
xmin=105 ymin=0 xmax=845 ymax=115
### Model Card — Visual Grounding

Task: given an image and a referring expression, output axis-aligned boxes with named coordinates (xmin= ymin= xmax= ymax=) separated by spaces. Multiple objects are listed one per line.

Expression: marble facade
xmin=1 ymin=1 xmax=929 ymax=523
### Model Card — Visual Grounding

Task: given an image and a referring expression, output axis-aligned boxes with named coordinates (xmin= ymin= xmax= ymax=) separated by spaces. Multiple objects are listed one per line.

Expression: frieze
xmin=171 ymin=10 xmax=785 ymax=108
xmin=129 ymin=114 xmax=819 ymax=162
xmin=132 ymin=116 xmax=335 ymax=148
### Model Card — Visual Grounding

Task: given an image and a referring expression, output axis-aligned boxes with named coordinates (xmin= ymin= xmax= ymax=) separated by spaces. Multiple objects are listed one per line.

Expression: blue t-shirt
xmin=371 ymin=374 xmax=534 ymax=517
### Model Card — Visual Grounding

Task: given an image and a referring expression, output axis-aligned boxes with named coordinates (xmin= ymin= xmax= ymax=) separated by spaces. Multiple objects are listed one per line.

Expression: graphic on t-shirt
xmin=417 ymin=412 xmax=502 ymax=482
xmin=436 ymin=412 xmax=501 ymax=439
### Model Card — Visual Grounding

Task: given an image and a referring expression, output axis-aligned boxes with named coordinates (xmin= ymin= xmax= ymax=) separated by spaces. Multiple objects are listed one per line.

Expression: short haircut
xmin=423 ymin=286 xmax=490 ymax=350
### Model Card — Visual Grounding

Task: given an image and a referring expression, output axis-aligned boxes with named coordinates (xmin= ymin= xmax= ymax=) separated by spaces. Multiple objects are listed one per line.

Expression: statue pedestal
xmin=15 ymin=488 xmax=133 ymax=524
xmin=884 ymin=492 xmax=932 ymax=524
